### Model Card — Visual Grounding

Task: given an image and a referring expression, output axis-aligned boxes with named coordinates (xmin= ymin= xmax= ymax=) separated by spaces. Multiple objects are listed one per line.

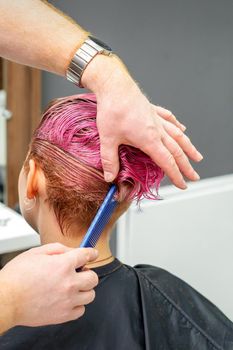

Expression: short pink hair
xmin=25 ymin=93 xmax=164 ymax=231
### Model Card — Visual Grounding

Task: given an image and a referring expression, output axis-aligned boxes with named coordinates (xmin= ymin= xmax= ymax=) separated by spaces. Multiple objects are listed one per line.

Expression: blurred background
xmin=0 ymin=0 xmax=233 ymax=319
xmin=43 ymin=0 xmax=233 ymax=180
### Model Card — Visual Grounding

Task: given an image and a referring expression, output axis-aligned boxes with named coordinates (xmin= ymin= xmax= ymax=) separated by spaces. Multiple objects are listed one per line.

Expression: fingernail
xmin=94 ymin=249 xmax=99 ymax=258
xmin=104 ymin=172 xmax=114 ymax=182
xmin=197 ymin=152 xmax=204 ymax=161
xmin=193 ymin=171 xmax=200 ymax=180
xmin=181 ymin=181 xmax=188 ymax=189
xmin=181 ymin=124 xmax=186 ymax=131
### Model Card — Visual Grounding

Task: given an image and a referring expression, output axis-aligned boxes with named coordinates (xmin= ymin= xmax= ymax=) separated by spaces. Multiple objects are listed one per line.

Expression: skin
xmin=0 ymin=245 xmax=99 ymax=332
xmin=18 ymin=160 xmax=113 ymax=267
xmin=0 ymin=160 xmax=100 ymax=334
xmin=0 ymin=0 xmax=203 ymax=188
xmin=0 ymin=0 xmax=203 ymax=332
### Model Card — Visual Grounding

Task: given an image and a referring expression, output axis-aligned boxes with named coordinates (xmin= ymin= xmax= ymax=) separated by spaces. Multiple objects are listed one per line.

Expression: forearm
xmin=0 ymin=1 xmax=200 ymax=189
xmin=0 ymin=0 xmax=89 ymax=75
xmin=0 ymin=0 xmax=130 ymax=89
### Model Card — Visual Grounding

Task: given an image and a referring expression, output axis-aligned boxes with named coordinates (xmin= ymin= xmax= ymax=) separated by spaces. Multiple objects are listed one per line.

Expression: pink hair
xmin=34 ymin=93 xmax=164 ymax=201
xmin=26 ymin=93 xmax=164 ymax=230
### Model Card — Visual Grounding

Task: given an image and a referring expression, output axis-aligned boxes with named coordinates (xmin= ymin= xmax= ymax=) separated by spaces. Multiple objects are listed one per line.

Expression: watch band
xmin=66 ymin=35 xmax=113 ymax=88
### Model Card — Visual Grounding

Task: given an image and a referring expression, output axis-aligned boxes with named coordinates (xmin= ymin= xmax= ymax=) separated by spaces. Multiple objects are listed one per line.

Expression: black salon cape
xmin=0 ymin=259 xmax=232 ymax=350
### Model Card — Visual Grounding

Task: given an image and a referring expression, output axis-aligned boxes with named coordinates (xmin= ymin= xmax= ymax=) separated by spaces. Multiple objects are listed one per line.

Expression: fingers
xmin=30 ymin=243 xmax=73 ymax=255
xmin=64 ymin=248 xmax=99 ymax=270
xmin=154 ymin=105 xmax=186 ymax=131
xmin=69 ymin=287 xmax=96 ymax=320
xmin=144 ymin=140 xmax=188 ymax=189
xmin=70 ymin=306 xmax=86 ymax=321
xmin=55 ymin=306 xmax=86 ymax=324
xmin=64 ymin=291 xmax=98 ymax=320
xmin=143 ymin=120 xmax=203 ymax=187
xmin=99 ymin=137 xmax=120 ymax=182
xmin=75 ymin=289 xmax=96 ymax=306
xmin=161 ymin=134 xmax=200 ymax=182
xmin=76 ymin=270 xmax=99 ymax=291
xmin=162 ymin=120 xmax=203 ymax=162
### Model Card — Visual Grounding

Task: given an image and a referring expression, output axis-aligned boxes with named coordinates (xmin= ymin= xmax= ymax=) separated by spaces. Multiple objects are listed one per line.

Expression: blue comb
xmin=79 ymin=184 xmax=118 ymax=248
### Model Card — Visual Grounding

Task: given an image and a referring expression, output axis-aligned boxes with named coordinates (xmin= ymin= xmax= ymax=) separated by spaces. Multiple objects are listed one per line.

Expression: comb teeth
xmin=80 ymin=185 xmax=117 ymax=248
xmin=89 ymin=200 xmax=117 ymax=247
xmin=88 ymin=199 xmax=117 ymax=247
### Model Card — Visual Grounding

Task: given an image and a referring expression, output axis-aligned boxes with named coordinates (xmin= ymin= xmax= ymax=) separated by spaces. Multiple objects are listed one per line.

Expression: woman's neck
xmin=37 ymin=205 xmax=114 ymax=268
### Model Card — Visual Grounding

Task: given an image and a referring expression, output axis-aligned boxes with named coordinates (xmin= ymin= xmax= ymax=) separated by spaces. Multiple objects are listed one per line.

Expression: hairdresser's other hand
xmin=82 ymin=55 xmax=203 ymax=189
xmin=0 ymin=244 xmax=98 ymax=333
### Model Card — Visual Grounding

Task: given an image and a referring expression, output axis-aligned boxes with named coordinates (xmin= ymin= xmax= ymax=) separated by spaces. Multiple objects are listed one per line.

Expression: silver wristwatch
xmin=66 ymin=35 xmax=113 ymax=87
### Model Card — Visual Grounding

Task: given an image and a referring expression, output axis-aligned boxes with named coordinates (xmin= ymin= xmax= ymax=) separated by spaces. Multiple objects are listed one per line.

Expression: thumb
xmin=32 ymin=243 xmax=73 ymax=255
xmin=62 ymin=248 xmax=99 ymax=270
xmin=100 ymin=137 xmax=120 ymax=182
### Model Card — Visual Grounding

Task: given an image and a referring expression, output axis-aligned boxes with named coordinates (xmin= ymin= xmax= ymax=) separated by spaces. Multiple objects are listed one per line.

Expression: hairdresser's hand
xmin=0 ymin=243 xmax=98 ymax=333
xmin=82 ymin=55 xmax=203 ymax=189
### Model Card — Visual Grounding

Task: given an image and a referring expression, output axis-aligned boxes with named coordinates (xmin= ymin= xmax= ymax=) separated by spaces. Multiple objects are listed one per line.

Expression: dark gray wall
xmin=43 ymin=0 xmax=233 ymax=181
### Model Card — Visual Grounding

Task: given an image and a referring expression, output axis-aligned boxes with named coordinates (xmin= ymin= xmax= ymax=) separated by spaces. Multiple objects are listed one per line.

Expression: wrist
xmin=81 ymin=54 xmax=130 ymax=93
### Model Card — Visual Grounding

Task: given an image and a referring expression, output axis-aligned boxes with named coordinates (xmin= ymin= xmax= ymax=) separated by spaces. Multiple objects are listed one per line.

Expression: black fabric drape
xmin=0 ymin=259 xmax=232 ymax=349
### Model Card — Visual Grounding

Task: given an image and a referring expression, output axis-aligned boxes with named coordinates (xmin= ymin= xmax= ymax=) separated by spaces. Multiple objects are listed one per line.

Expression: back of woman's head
xmin=25 ymin=93 xmax=164 ymax=232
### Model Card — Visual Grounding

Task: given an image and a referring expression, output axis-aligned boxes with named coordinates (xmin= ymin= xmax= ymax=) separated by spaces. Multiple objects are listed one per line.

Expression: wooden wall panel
xmin=0 ymin=59 xmax=2 ymax=89
xmin=3 ymin=61 xmax=41 ymax=208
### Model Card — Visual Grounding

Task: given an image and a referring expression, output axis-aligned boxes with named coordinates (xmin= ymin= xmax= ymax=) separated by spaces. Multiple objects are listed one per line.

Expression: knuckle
xmin=173 ymin=149 xmax=183 ymax=159
xmin=174 ymin=128 xmax=183 ymax=138
xmin=79 ymin=248 xmax=90 ymax=261
xmin=166 ymin=109 xmax=173 ymax=117
xmin=79 ymin=270 xmax=98 ymax=289
xmin=167 ymin=153 xmax=176 ymax=167
xmin=86 ymin=290 xmax=96 ymax=304
xmin=147 ymin=124 xmax=157 ymax=140
xmin=88 ymin=271 xmax=99 ymax=287
xmin=100 ymin=134 xmax=117 ymax=147
xmin=144 ymin=126 xmax=160 ymax=148
xmin=64 ymin=280 xmax=76 ymax=295
xmin=101 ymin=157 xmax=113 ymax=168
xmin=100 ymin=155 xmax=116 ymax=172
xmin=76 ymin=306 xmax=85 ymax=318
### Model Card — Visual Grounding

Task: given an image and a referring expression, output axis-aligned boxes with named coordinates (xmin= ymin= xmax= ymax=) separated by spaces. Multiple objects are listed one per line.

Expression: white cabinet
xmin=0 ymin=203 xmax=40 ymax=254
xmin=117 ymin=174 xmax=233 ymax=321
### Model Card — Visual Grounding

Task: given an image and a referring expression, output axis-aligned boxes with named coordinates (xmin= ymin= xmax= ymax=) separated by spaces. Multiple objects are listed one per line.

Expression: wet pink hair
xmin=25 ymin=93 xmax=164 ymax=231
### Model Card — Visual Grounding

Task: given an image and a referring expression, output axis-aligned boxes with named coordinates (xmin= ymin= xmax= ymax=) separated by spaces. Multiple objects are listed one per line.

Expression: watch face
xmin=89 ymin=35 xmax=112 ymax=52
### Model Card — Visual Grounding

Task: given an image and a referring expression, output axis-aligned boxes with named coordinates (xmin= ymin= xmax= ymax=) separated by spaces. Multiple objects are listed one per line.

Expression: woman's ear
xmin=26 ymin=159 xmax=39 ymax=199
xmin=26 ymin=159 xmax=46 ymax=199
xmin=26 ymin=159 xmax=47 ymax=200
